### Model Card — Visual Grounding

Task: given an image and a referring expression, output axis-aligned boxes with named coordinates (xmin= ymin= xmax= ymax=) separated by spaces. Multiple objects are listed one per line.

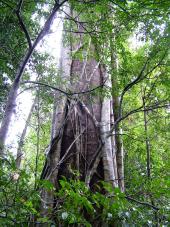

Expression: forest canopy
xmin=0 ymin=0 xmax=169 ymax=226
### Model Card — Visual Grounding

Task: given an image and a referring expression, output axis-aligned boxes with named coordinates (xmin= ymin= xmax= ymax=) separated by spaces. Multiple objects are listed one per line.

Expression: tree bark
xmin=110 ymin=38 xmax=124 ymax=192
xmin=0 ymin=0 xmax=67 ymax=156
xmin=101 ymin=69 xmax=118 ymax=187
xmin=39 ymin=6 xmax=124 ymax=224
xmin=143 ymin=96 xmax=151 ymax=178
xmin=40 ymin=28 xmax=71 ymax=216
xmin=16 ymin=97 xmax=36 ymax=169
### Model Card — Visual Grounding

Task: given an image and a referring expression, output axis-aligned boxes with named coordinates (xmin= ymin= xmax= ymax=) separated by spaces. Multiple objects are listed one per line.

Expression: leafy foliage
xmin=0 ymin=159 xmax=169 ymax=226
xmin=0 ymin=0 xmax=169 ymax=226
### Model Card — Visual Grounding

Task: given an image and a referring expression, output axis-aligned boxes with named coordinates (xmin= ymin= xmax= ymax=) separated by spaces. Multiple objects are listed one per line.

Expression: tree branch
xmin=108 ymin=100 xmax=169 ymax=136
xmin=119 ymin=51 xmax=167 ymax=119
xmin=15 ymin=0 xmax=32 ymax=49
xmin=21 ymin=80 xmax=105 ymax=96
xmin=1 ymin=0 xmax=14 ymax=9
xmin=110 ymin=0 xmax=129 ymax=14
xmin=125 ymin=196 xmax=159 ymax=211
xmin=0 ymin=0 xmax=68 ymax=153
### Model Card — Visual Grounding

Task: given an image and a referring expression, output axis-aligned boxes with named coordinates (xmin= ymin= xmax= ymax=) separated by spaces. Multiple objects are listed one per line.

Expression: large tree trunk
xmin=40 ymin=8 xmax=124 ymax=223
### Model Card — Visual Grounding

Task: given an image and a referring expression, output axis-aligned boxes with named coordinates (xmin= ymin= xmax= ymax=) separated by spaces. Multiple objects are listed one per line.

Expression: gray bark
xmin=40 ymin=24 xmax=71 ymax=215
xmin=16 ymin=97 xmax=36 ymax=168
xmin=110 ymin=39 xmax=124 ymax=192
xmin=112 ymin=91 xmax=124 ymax=192
xmin=0 ymin=1 xmax=67 ymax=156
xmin=40 ymin=96 xmax=67 ymax=216
xmin=101 ymin=72 xmax=118 ymax=187
xmin=0 ymin=82 xmax=18 ymax=156
xmin=40 ymin=6 xmax=123 ymax=223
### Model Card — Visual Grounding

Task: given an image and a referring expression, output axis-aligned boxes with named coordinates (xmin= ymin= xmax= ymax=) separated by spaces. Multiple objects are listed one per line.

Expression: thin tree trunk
xmin=110 ymin=38 xmax=124 ymax=192
xmin=35 ymin=90 xmax=40 ymax=189
xmin=110 ymin=101 xmax=118 ymax=186
xmin=0 ymin=1 xmax=67 ymax=156
xmin=142 ymin=96 xmax=159 ymax=226
xmin=15 ymin=97 xmax=36 ymax=169
xmin=143 ymin=97 xmax=151 ymax=178
xmin=0 ymin=82 xmax=18 ymax=155
xmin=113 ymin=97 xmax=124 ymax=192
xmin=101 ymin=69 xmax=118 ymax=187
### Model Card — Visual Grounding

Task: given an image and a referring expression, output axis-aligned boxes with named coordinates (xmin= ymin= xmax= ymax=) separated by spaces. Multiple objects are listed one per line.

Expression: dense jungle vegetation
xmin=0 ymin=0 xmax=169 ymax=226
